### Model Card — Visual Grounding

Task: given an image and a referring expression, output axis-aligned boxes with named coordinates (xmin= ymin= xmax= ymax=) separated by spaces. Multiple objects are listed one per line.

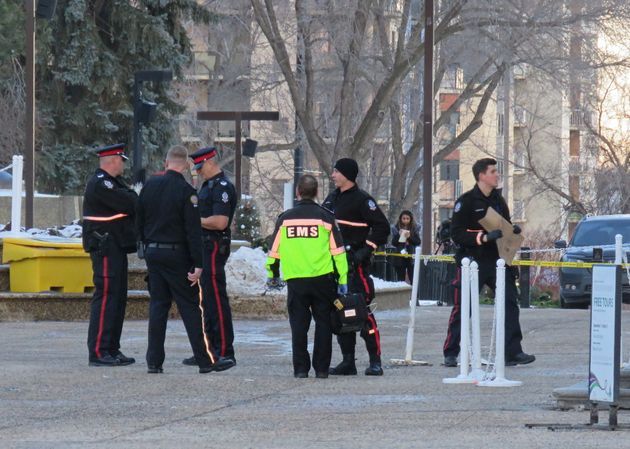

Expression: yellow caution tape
xmin=373 ymin=251 xmax=630 ymax=269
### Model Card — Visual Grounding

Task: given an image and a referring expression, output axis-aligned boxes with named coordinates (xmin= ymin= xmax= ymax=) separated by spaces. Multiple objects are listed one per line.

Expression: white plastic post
xmin=478 ymin=259 xmax=522 ymax=387
xmin=10 ymin=155 xmax=23 ymax=233
xmin=615 ymin=234 xmax=623 ymax=265
xmin=390 ymin=246 xmax=430 ymax=366
xmin=469 ymin=261 xmax=484 ymax=381
xmin=283 ymin=182 xmax=294 ymax=211
xmin=404 ymin=246 xmax=423 ymax=361
xmin=443 ymin=258 xmax=476 ymax=384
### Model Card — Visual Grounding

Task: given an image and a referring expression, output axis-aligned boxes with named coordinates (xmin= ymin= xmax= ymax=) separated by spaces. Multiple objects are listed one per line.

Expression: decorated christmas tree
xmin=233 ymin=195 xmax=263 ymax=247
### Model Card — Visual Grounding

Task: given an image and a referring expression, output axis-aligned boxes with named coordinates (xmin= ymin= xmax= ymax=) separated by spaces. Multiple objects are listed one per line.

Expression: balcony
xmin=570 ymin=109 xmax=592 ymax=129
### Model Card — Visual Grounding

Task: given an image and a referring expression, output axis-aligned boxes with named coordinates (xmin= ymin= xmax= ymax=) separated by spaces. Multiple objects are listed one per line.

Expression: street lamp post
xmin=131 ymin=70 xmax=173 ymax=183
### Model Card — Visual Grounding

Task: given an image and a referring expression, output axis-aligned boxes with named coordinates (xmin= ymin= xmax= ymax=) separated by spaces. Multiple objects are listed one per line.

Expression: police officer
xmin=181 ymin=146 xmax=237 ymax=366
xmin=443 ymin=158 xmax=535 ymax=367
xmin=82 ymin=143 xmax=137 ymax=366
xmin=266 ymin=175 xmax=348 ymax=378
xmin=323 ymin=158 xmax=390 ymax=376
xmin=136 ymin=145 xmax=234 ymax=374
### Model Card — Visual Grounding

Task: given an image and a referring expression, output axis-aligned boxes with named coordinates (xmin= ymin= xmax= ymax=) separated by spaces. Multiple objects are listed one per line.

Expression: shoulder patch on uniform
xmin=454 ymin=202 xmax=462 ymax=213
xmin=368 ymin=199 xmax=377 ymax=211
xmin=221 ymin=191 xmax=229 ymax=203
xmin=190 ymin=194 xmax=198 ymax=207
xmin=103 ymin=180 xmax=114 ymax=189
xmin=220 ymin=180 xmax=227 ymax=186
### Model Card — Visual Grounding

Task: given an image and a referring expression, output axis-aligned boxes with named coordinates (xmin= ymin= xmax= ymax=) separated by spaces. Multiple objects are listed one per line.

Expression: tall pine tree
xmin=30 ymin=0 xmax=212 ymax=192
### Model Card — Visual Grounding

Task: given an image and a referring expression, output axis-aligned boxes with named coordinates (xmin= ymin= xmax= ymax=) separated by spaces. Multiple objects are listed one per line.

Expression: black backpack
xmin=330 ymin=293 xmax=368 ymax=335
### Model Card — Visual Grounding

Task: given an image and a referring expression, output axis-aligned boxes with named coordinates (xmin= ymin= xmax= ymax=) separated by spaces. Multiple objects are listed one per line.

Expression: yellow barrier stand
xmin=2 ymin=237 xmax=94 ymax=293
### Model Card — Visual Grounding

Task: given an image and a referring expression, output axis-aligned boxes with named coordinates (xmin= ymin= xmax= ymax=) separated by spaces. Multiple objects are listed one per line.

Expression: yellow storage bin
xmin=2 ymin=237 xmax=94 ymax=293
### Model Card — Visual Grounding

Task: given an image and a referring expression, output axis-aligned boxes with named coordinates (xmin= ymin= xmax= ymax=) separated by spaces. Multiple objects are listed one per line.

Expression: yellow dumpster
xmin=2 ymin=237 xmax=94 ymax=293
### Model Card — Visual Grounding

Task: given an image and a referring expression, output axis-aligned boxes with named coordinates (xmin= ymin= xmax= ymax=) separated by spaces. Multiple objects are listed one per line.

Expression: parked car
xmin=555 ymin=215 xmax=630 ymax=308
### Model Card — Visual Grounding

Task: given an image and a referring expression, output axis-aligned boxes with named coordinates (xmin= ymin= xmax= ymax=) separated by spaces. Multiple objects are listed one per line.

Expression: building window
xmin=569 ymin=130 xmax=580 ymax=157
xmin=569 ymin=176 xmax=580 ymax=199
xmin=440 ymin=160 xmax=459 ymax=181
xmin=439 ymin=207 xmax=452 ymax=223
xmin=513 ymin=200 xmax=525 ymax=221
xmin=497 ymin=112 xmax=504 ymax=136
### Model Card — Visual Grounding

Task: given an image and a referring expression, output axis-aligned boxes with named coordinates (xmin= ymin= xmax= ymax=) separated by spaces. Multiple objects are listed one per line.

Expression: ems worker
xmin=82 ymin=143 xmax=137 ymax=366
xmin=443 ymin=158 xmax=535 ymax=367
xmin=136 ymin=145 xmax=234 ymax=374
xmin=266 ymin=175 xmax=348 ymax=378
xmin=182 ymin=146 xmax=237 ymax=366
xmin=323 ymin=158 xmax=390 ymax=376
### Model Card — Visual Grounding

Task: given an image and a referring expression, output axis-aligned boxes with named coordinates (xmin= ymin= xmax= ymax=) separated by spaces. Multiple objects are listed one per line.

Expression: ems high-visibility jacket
xmin=266 ymin=199 xmax=348 ymax=284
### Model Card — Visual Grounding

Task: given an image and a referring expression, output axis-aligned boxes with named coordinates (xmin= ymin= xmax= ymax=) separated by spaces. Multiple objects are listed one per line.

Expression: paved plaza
xmin=1 ymin=305 xmax=629 ymax=448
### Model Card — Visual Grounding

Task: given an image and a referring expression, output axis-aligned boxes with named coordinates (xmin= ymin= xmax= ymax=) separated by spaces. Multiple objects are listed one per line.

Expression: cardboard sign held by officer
xmin=479 ymin=208 xmax=524 ymax=264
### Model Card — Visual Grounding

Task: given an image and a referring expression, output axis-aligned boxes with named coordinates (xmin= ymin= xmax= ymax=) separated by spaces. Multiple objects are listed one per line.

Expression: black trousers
xmin=87 ymin=244 xmax=128 ymax=360
xmin=201 ymin=240 xmax=235 ymax=359
xmin=336 ymin=261 xmax=381 ymax=359
xmin=394 ymin=258 xmax=414 ymax=283
xmin=443 ymin=262 xmax=524 ymax=359
xmin=287 ymin=274 xmax=336 ymax=374
xmin=145 ymin=247 xmax=216 ymax=369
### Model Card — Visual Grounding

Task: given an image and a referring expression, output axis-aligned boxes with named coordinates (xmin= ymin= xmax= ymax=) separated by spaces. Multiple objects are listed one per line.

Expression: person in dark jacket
xmin=323 ymin=158 xmax=390 ymax=376
xmin=442 ymin=158 xmax=535 ymax=368
xmin=136 ymin=145 xmax=234 ymax=374
xmin=390 ymin=210 xmax=421 ymax=283
xmin=82 ymin=143 xmax=138 ymax=367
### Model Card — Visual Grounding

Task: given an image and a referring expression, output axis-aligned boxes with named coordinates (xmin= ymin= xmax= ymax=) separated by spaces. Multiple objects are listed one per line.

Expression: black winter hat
xmin=334 ymin=158 xmax=359 ymax=182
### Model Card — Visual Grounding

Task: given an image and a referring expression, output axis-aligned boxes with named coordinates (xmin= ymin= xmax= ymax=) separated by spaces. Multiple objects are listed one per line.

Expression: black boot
xmin=365 ymin=354 xmax=383 ymax=376
xmin=329 ymin=353 xmax=357 ymax=375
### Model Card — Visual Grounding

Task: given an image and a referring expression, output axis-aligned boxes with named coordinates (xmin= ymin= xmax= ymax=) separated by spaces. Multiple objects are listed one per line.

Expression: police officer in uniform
xmin=266 ymin=175 xmax=349 ymax=378
xmin=136 ymin=145 xmax=234 ymax=374
xmin=443 ymin=158 xmax=535 ymax=367
xmin=82 ymin=143 xmax=137 ymax=366
xmin=182 ymin=146 xmax=237 ymax=366
xmin=323 ymin=158 xmax=390 ymax=376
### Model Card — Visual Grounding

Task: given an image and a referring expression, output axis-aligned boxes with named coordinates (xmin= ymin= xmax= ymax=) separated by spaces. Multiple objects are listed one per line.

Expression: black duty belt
xmin=146 ymin=243 xmax=184 ymax=250
xmin=202 ymin=233 xmax=230 ymax=242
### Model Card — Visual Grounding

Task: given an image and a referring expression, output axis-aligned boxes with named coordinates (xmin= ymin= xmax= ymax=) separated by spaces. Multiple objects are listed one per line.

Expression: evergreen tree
xmin=0 ymin=1 xmax=23 ymax=82
xmin=28 ymin=0 xmax=212 ymax=192
xmin=233 ymin=196 xmax=263 ymax=247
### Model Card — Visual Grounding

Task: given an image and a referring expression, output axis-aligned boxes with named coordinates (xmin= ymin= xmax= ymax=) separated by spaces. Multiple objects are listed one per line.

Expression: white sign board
xmin=589 ymin=265 xmax=621 ymax=403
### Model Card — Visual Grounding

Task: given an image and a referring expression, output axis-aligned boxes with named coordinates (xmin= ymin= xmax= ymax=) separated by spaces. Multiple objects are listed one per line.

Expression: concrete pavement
xmin=1 ymin=305 xmax=629 ymax=448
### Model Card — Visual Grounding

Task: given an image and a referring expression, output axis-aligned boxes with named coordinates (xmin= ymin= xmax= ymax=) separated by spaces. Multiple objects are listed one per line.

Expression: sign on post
xmin=589 ymin=264 xmax=621 ymax=403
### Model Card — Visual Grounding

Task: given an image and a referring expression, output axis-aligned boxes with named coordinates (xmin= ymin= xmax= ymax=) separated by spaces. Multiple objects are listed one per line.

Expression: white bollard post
xmin=478 ymin=259 xmax=522 ymax=387
xmin=390 ymin=246 xmax=430 ymax=366
xmin=469 ymin=261 xmax=484 ymax=381
xmin=443 ymin=258 xmax=476 ymax=384
xmin=615 ymin=234 xmax=623 ymax=265
xmin=283 ymin=182 xmax=294 ymax=211
xmin=10 ymin=155 xmax=23 ymax=234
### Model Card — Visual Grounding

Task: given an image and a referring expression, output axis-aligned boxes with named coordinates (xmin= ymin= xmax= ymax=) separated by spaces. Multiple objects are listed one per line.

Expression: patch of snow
xmin=226 ymin=246 xmax=286 ymax=296
xmin=371 ymin=276 xmax=411 ymax=290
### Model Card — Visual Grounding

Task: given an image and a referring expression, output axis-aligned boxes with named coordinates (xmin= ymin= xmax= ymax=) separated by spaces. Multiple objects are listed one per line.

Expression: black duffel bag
xmin=331 ymin=293 xmax=368 ymax=335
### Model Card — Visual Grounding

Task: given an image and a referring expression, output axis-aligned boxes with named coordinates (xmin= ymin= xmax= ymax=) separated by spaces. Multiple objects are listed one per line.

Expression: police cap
xmin=94 ymin=143 xmax=128 ymax=160
xmin=190 ymin=146 xmax=218 ymax=170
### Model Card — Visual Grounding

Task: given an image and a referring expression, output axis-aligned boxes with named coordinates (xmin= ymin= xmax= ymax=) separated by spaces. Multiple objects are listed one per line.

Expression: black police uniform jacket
xmin=451 ymin=184 xmax=511 ymax=265
xmin=322 ymin=184 xmax=390 ymax=250
xmin=198 ymin=171 xmax=237 ymax=239
xmin=82 ymin=168 xmax=137 ymax=253
xmin=135 ymin=170 xmax=203 ymax=269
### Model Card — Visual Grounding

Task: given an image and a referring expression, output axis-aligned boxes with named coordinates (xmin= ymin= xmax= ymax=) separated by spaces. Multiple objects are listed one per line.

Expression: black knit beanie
xmin=334 ymin=158 xmax=359 ymax=182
